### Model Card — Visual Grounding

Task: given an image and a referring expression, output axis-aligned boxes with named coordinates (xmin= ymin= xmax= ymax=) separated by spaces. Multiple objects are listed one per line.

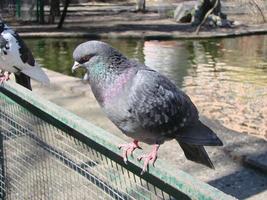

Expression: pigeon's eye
xmin=78 ymin=54 xmax=94 ymax=64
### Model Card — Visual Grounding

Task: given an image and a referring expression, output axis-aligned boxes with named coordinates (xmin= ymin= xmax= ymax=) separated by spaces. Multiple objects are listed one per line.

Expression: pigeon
xmin=72 ymin=40 xmax=223 ymax=174
xmin=0 ymin=20 xmax=49 ymax=90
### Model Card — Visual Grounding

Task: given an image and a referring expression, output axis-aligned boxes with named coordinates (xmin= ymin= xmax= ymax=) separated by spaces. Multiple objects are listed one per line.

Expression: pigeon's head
xmin=72 ymin=40 xmax=125 ymax=73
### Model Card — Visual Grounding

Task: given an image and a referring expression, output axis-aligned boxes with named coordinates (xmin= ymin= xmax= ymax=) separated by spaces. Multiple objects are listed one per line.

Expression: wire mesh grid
xmin=0 ymin=93 xmax=175 ymax=200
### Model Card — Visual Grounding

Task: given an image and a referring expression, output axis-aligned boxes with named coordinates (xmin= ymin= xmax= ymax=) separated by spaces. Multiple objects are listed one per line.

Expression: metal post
xmin=0 ymin=110 xmax=6 ymax=199
xmin=36 ymin=0 xmax=44 ymax=24
xmin=16 ymin=0 xmax=21 ymax=18
xmin=36 ymin=0 xmax=40 ymax=22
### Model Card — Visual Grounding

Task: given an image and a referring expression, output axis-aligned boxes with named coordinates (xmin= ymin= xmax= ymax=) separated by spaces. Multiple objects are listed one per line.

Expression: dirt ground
xmin=6 ymin=0 xmax=267 ymax=39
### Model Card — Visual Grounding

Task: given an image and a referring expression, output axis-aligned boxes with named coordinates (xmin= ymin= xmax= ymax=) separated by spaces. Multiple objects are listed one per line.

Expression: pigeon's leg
xmin=118 ymin=140 xmax=141 ymax=163
xmin=137 ymin=144 xmax=160 ymax=174
xmin=0 ymin=71 xmax=10 ymax=84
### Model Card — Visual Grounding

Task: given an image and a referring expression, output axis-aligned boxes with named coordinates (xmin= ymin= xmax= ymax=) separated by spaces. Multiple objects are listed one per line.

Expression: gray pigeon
xmin=72 ymin=40 xmax=223 ymax=174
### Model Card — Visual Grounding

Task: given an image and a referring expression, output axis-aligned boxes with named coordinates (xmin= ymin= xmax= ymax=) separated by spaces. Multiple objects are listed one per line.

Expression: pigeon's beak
xmin=72 ymin=61 xmax=82 ymax=73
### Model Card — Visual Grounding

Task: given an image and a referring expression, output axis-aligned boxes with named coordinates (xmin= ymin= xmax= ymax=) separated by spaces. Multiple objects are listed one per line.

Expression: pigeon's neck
xmin=88 ymin=55 xmax=132 ymax=82
xmin=108 ymin=52 xmax=129 ymax=69
xmin=102 ymin=67 xmax=136 ymax=104
xmin=88 ymin=59 xmax=136 ymax=105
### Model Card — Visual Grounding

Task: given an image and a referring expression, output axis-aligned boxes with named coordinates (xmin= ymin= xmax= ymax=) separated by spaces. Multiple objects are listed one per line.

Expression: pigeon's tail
xmin=175 ymin=120 xmax=223 ymax=168
xmin=21 ymin=65 xmax=50 ymax=86
xmin=177 ymin=141 xmax=214 ymax=169
xmin=176 ymin=120 xmax=223 ymax=146
xmin=15 ymin=73 xmax=32 ymax=91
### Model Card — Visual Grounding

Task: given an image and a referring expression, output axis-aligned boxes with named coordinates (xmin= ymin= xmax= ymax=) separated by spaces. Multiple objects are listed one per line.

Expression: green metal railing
xmin=15 ymin=0 xmax=21 ymax=18
xmin=14 ymin=0 xmax=44 ymax=22
xmin=0 ymin=82 xmax=236 ymax=200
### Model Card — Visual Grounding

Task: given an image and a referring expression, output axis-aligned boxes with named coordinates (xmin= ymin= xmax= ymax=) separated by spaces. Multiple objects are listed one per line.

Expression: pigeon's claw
xmin=118 ymin=140 xmax=141 ymax=164
xmin=0 ymin=72 xmax=10 ymax=84
xmin=137 ymin=144 xmax=159 ymax=175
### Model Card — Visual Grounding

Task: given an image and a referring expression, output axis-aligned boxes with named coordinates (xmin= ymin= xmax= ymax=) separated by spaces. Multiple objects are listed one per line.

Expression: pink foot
xmin=0 ymin=72 xmax=10 ymax=84
xmin=137 ymin=144 xmax=159 ymax=175
xmin=118 ymin=140 xmax=141 ymax=163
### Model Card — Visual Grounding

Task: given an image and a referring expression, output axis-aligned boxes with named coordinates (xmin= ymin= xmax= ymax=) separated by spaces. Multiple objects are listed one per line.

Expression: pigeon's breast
xmin=103 ymin=102 xmax=164 ymax=144
xmin=0 ymin=32 xmax=28 ymax=72
xmin=102 ymin=84 xmax=168 ymax=144
xmin=102 ymin=69 xmax=136 ymax=104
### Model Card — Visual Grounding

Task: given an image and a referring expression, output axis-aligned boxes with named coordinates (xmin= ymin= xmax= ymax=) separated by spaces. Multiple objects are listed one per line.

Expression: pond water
xmin=25 ymin=36 xmax=267 ymax=139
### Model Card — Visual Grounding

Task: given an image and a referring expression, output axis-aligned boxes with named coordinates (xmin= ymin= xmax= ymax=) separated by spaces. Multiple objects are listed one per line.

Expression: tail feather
xmin=21 ymin=65 xmax=50 ymax=85
xmin=178 ymin=141 xmax=214 ymax=169
xmin=176 ymin=120 xmax=223 ymax=146
xmin=14 ymin=73 xmax=32 ymax=91
xmin=175 ymin=120 xmax=223 ymax=169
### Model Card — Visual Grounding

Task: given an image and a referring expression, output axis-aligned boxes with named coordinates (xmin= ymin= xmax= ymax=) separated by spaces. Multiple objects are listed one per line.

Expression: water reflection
xmin=142 ymin=38 xmax=267 ymax=139
xmin=24 ymin=36 xmax=267 ymax=139
xmin=25 ymin=38 xmax=85 ymax=77
xmin=143 ymin=40 xmax=191 ymax=87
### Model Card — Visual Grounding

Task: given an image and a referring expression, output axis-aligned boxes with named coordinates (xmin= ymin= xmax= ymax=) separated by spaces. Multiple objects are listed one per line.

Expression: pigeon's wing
xmin=0 ymin=35 xmax=7 ymax=49
xmin=12 ymin=32 xmax=49 ymax=85
xmin=128 ymin=69 xmax=199 ymax=137
xmin=12 ymin=32 xmax=35 ymax=66
xmin=21 ymin=66 xmax=50 ymax=85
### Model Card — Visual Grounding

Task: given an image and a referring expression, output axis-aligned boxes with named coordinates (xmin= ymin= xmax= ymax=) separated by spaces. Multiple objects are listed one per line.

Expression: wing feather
xmin=128 ymin=69 xmax=199 ymax=137
xmin=12 ymin=32 xmax=35 ymax=66
xmin=0 ymin=35 xmax=7 ymax=49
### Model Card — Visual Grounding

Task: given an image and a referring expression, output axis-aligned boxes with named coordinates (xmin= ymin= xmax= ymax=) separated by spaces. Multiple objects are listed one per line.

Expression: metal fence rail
xmin=0 ymin=82 xmax=236 ymax=200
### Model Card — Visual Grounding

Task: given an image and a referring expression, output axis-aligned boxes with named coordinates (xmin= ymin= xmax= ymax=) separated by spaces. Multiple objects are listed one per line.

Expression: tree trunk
xmin=49 ymin=0 xmax=60 ymax=24
xmin=0 ymin=0 xmax=3 ymax=11
xmin=57 ymin=0 xmax=70 ymax=29
xmin=136 ymin=0 xmax=146 ymax=12
xmin=192 ymin=0 xmax=222 ymax=26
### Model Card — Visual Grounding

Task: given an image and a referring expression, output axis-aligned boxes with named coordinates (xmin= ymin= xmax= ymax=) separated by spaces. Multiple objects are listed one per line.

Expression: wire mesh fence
xmin=0 ymin=92 xmax=174 ymax=199
xmin=0 ymin=0 xmax=43 ymax=22
xmin=0 ymin=82 xmax=236 ymax=200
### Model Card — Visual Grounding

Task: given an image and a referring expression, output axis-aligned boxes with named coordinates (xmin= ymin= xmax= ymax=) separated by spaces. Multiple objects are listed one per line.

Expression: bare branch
xmin=195 ymin=0 xmax=220 ymax=35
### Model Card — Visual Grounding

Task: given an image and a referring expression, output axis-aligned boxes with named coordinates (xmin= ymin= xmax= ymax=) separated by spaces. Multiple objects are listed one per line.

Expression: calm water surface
xmin=25 ymin=36 xmax=267 ymax=139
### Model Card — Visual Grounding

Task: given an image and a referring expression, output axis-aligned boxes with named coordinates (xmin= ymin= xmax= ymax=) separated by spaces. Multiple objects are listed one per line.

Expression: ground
xmin=7 ymin=1 xmax=267 ymax=39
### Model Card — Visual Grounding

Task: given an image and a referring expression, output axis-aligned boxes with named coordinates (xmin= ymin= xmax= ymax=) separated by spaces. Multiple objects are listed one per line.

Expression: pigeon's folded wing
xmin=11 ymin=32 xmax=35 ymax=67
xmin=21 ymin=65 xmax=50 ymax=85
xmin=11 ymin=32 xmax=50 ymax=85
xmin=0 ymin=35 xmax=7 ymax=49
xmin=128 ymin=69 xmax=199 ymax=137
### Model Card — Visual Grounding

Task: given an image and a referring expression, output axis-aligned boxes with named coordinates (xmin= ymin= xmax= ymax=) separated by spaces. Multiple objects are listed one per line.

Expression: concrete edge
xmin=18 ymin=28 xmax=267 ymax=40
xmin=201 ymin=116 xmax=267 ymax=175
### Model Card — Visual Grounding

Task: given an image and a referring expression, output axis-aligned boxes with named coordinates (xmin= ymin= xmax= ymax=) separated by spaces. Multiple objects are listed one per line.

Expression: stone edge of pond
xmin=18 ymin=27 xmax=267 ymax=39
xmin=201 ymin=116 xmax=267 ymax=175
